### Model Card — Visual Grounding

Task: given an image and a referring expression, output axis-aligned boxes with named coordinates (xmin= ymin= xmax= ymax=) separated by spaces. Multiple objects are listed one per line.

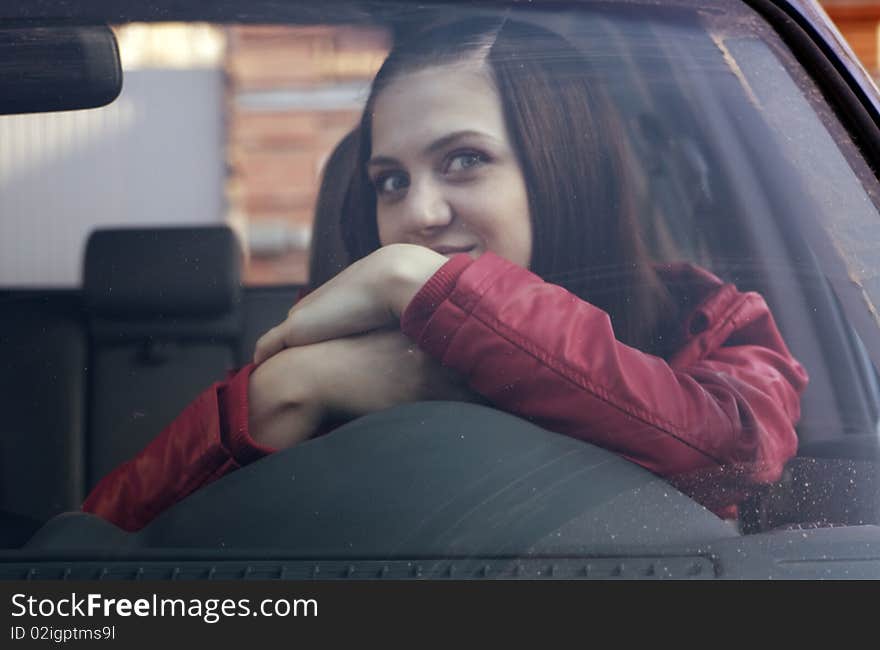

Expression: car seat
xmin=83 ymin=226 xmax=243 ymax=488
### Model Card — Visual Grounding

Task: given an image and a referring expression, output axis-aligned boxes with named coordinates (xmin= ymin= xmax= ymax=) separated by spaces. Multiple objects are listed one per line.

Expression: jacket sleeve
xmin=401 ymin=253 xmax=809 ymax=513
xmin=82 ymin=363 xmax=276 ymax=531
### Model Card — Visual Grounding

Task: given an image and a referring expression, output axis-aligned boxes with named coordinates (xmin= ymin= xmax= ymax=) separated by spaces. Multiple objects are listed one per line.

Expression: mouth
xmin=431 ymin=245 xmax=476 ymax=257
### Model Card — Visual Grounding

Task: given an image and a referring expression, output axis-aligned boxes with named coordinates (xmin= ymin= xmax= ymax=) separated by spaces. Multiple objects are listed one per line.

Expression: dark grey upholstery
xmin=84 ymin=226 xmax=241 ymax=319
xmin=84 ymin=226 xmax=244 ymax=488
xmin=0 ymin=294 xmax=87 ymax=523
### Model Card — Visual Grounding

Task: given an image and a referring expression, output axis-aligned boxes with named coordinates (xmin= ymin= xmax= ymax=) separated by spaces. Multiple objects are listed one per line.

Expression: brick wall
xmin=822 ymin=1 xmax=880 ymax=76
xmin=225 ymin=25 xmax=390 ymax=285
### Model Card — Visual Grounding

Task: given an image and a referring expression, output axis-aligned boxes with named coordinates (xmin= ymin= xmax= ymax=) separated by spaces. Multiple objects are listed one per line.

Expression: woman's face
xmin=368 ymin=62 xmax=532 ymax=267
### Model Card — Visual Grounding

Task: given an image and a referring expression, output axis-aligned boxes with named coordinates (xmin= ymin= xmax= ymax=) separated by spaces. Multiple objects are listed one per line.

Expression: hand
xmin=253 ymin=244 xmax=447 ymax=365
xmin=304 ymin=329 xmax=480 ymax=421
xmin=248 ymin=330 xmax=482 ymax=449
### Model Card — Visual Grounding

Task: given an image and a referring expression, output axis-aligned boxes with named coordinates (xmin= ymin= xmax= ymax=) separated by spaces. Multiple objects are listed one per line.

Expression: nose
xmin=401 ymin=177 xmax=452 ymax=234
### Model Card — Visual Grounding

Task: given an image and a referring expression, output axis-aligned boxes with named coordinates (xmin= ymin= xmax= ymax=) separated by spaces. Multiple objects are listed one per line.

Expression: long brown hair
xmin=341 ymin=16 xmax=675 ymax=353
xmin=308 ymin=128 xmax=359 ymax=288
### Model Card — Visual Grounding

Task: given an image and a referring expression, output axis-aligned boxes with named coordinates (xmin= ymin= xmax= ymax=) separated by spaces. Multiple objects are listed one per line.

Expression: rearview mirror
xmin=0 ymin=23 xmax=122 ymax=115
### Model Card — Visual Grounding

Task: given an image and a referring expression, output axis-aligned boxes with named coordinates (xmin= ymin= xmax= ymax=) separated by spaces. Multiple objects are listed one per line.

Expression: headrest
xmin=84 ymin=226 xmax=242 ymax=320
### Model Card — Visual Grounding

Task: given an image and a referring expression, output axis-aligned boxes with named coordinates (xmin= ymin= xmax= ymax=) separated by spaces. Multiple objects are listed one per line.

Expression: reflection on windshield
xmin=3 ymin=2 xmax=880 ymax=557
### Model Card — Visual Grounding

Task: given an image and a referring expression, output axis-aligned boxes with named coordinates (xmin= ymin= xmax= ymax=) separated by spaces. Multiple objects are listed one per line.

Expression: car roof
xmin=0 ymin=0 xmax=875 ymax=98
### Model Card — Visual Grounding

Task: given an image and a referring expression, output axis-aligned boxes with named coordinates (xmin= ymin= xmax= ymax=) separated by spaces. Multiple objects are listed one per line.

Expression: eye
xmin=446 ymin=151 xmax=488 ymax=173
xmin=373 ymin=171 xmax=409 ymax=196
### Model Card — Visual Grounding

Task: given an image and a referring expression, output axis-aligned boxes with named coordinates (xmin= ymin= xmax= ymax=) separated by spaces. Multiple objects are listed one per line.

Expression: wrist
xmin=381 ymin=244 xmax=447 ymax=317
xmin=247 ymin=346 xmax=327 ymax=448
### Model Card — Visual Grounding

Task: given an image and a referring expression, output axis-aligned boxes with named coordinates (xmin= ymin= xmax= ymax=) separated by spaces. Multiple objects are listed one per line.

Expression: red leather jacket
xmin=83 ymin=253 xmax=808 ymax=531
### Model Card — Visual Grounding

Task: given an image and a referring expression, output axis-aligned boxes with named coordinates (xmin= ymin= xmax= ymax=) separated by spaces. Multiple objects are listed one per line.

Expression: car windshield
xmin=4 ymin=0 xmax=880 ymax=576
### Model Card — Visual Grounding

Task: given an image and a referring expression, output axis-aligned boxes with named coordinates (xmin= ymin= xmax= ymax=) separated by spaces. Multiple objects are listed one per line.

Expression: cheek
xmin=470 ymin=166 xmax=531 ymax=242
xmin=474 ymin=192 xmax=532 ymax=261
xmin=375 ymin=208 xmax=397 ymax=246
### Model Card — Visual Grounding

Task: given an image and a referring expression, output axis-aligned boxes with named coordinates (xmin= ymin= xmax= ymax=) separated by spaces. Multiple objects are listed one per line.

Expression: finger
xmin=255 ymin=304 xmax=299 ymax=363
xmin=254 ymin=321 xmax=301 ymax=365
xmin=292 ymin=293 xmax=390 ymax=345
xmin=253 ymin=305 xmax=341 ymax=365
xmin=253 ymin=325 xmax=285 ymax=365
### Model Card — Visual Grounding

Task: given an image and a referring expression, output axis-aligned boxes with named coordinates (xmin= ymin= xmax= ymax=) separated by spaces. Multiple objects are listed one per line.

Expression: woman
xmin=83 ymin=17 xmax=808 ymax=531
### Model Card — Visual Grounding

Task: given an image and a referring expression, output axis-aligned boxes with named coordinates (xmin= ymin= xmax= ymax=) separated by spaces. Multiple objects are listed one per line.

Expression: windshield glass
xmin=3 ymin=0 xmax=880 ymax=565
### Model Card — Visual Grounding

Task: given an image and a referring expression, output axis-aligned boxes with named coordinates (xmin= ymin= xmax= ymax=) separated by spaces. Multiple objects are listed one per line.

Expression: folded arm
xmin=83 ymin=328 xmax=474 ymax=531
xmin=400 ymin=253 xmax=808 ymax=503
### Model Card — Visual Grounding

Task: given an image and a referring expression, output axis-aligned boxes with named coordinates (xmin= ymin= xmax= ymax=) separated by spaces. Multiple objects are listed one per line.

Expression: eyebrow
xmin=367 ymin=130 xmax=496 ymax=170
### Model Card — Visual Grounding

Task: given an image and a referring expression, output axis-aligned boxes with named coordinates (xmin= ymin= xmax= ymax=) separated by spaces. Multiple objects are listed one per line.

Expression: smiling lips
xmin=431 ymin=245 xmax=476 ymax=256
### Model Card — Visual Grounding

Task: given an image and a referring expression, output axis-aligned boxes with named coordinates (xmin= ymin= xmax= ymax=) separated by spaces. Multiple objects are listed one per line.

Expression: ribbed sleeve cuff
xmin=219 ymin=363 xmax=278 ymax=465
xmin=400 ymin=253 xmax=473 ymax=339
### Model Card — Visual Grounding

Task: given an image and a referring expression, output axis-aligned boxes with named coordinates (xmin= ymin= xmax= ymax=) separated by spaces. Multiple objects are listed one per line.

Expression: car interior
xmin=5 ymin=0 xmax=880 ymax=579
